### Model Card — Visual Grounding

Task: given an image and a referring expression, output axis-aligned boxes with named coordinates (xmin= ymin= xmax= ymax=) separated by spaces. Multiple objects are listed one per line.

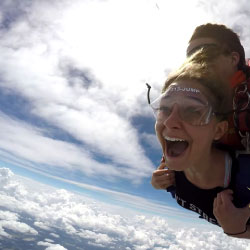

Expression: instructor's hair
xmin=189 ymin=23 xmax=250 ymax=77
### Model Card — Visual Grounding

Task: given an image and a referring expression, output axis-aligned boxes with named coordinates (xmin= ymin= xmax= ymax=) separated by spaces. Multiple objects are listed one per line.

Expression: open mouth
xmin=164 ymin=136 xmax=189 ymax=157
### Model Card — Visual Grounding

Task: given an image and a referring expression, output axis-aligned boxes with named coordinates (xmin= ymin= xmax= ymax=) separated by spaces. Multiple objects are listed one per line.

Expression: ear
xmin=214 ymin=120 xmax=228 ymax=140
xmin=231 ymin=52 xmax=240 ymax=67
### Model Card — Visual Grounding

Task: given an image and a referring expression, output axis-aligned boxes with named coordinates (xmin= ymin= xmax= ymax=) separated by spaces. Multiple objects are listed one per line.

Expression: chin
xmin=164 ymin=156 xmax=189 ymax=171
xmin=165 ymin=162 xmax=187 ymax=171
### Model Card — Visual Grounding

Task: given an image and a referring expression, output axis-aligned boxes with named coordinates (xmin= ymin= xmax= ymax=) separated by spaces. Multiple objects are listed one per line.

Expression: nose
xmin=163 ymin=104 xmax=182 ymax=129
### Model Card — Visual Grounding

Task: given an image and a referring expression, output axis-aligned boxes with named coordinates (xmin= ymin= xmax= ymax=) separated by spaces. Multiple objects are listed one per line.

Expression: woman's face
xmin=155 ymin=80 xmax=227 ymax=171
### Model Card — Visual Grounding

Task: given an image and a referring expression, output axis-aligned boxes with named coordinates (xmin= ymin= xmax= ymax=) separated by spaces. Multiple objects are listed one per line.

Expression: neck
xmin=184 ymin=148 xmax=226 ymax=189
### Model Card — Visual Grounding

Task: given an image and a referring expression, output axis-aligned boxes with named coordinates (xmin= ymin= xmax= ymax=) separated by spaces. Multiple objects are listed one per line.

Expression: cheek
xmin=192 ymin=129 xmax=214 ymax=149
xmin=155 ymin=122 xmax=165 ymax=148
xmin=155 ymin=121 xmax=164 ymax=136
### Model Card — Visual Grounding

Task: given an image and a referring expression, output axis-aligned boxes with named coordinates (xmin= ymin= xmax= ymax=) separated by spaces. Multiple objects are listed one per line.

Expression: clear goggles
xmin=146 ymin=84 xmax=215 ymax=126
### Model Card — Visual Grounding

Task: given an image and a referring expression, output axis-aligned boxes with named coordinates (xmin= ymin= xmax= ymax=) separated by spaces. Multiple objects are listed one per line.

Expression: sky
xmin=0 ymin=0 xmax=250 ymax=249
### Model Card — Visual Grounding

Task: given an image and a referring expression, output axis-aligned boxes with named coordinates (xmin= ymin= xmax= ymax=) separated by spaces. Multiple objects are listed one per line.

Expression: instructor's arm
xmin=213 ymin=189 xmax=250 ymax=239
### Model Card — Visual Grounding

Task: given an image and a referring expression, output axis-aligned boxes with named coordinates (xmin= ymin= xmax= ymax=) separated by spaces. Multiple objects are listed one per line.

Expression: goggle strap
xmin=204 ymin=107 xmax=212 ymax=124
xmin=146 ymin=83 xmax=151 ymax=104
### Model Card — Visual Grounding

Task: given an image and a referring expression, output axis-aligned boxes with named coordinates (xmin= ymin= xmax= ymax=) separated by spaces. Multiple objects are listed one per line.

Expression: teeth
xmin=164 ymin=136 xmax=185 ymax=142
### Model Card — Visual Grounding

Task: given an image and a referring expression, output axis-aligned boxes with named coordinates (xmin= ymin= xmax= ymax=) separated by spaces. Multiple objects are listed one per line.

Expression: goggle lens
xmin=151 ymin=94 xmax=213 ymax=126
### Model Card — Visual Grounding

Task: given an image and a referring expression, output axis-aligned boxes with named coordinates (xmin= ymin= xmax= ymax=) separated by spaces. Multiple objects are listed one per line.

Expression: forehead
xmin=168 ymin=80 xmax=206 ymax=93
xmin=187 ymin=37 xmax=218 ymax=55
xmin=164 ymin=80 xmax=209 ymax=103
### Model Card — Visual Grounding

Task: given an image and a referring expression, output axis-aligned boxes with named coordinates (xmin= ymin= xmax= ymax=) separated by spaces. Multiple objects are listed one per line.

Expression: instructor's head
xmin=187 ymin=23 xmax=249 ymax=77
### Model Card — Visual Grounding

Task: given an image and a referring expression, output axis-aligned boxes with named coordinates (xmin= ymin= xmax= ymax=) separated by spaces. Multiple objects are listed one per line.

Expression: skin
xmin=151 ymin=161 xmax=175 ymax=190
xmin=213 ymin=189 xmax=250 ymax=238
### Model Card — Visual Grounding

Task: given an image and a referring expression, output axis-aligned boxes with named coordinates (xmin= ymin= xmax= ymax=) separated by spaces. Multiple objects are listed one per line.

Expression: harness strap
xmin=224 ymin=153 xmax=232 ymax=188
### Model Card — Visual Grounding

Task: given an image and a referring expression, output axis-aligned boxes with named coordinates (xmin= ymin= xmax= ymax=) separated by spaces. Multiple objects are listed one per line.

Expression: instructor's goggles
xmin=146 ymin=84 xmax=215 ymax=126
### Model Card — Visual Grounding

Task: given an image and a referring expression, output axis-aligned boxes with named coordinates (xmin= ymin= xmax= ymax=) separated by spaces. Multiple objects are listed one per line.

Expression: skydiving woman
xmin=149 ymin=46 xmax=250 ymax=238
xmin=150 ymin=23 xmax=250 ymax=238
xmin=152 ymin=23 xmax=250 ymax=191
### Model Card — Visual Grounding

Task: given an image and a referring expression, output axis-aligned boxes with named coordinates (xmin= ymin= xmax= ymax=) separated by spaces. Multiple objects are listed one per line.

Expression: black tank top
xmin=174 ymin=171 xmax=224 ymax=225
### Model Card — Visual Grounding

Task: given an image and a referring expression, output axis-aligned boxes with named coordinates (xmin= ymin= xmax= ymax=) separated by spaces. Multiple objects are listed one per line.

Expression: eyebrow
xmin=161 ymin=95 xmax=208 ymax=106
xmin=186 ymin=96 xmax=208 ymax=105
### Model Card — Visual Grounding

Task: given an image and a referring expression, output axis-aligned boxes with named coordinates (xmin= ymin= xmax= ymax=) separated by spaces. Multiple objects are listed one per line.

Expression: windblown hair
xmin=162 ymin=47 xmax=232 ymax=121
xmin=189 ymin=23 xmax=250 ymax=77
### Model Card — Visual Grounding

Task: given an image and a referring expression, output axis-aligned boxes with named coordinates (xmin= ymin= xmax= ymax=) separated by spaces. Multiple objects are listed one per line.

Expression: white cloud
xmin=45 ymin=238 xmax=55 ymax=243
xmin=141 ymin=132 xmax=162 ymax=150
xmin=78 ymin=230 xmax=113 ymax=245
xmin=1 ymin=168 xmax=250 ymax=250
xmin=50 ymin=233 xmax=60 ymax=238
xmin=1 ymin=220 xmax=38 ymax=235
xmin=37 ymin=241 xmax=67 ymax=250
xmin=34 ymin=221 xmax=51 ymax=231
xmin=0 ymin=165 xmax=190 ymax=220
xmin=0 ymin=210 xmax=38 ymax=239
xmin=0 ymin=112 xmax=152 ymax=183
xmin=0 ymin=0 xmax=156 ymax=185
xmin=0 ymin=210 xmax=19 ymax=221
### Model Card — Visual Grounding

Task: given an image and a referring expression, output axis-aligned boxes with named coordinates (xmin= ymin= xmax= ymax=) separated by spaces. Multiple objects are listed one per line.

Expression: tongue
xmin=167 ymin=141 xmax=188 ymax=157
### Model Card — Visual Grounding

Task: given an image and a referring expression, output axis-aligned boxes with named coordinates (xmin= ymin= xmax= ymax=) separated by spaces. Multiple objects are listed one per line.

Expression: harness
xmin=231 ymin=70 xmax=250 ymax=207
xmin=233 ymin=76 xmax=250 ymax=152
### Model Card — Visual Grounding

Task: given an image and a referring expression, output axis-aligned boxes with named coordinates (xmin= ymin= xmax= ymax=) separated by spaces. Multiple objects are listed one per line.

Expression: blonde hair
xmin=162 ymin=47 xmax=232 ymax=120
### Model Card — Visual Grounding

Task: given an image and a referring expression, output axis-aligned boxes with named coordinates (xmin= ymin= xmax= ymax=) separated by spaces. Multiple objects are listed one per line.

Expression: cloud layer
xmin=1 ymin=168 xmax=250 ymax=250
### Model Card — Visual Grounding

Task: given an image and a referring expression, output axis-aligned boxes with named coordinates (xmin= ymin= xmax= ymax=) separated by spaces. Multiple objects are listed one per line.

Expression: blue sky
xmin=1 ymin=0 xmax=250 ymax=249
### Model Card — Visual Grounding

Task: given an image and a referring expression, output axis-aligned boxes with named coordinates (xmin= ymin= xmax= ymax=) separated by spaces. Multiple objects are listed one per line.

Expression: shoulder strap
xmin=233 ymin=154 xmax=250 ymax=208
xmin=224 ymin=153 xmax=232 ymax=188
xmin=233 ymin=76 xmax=250 ymax=151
